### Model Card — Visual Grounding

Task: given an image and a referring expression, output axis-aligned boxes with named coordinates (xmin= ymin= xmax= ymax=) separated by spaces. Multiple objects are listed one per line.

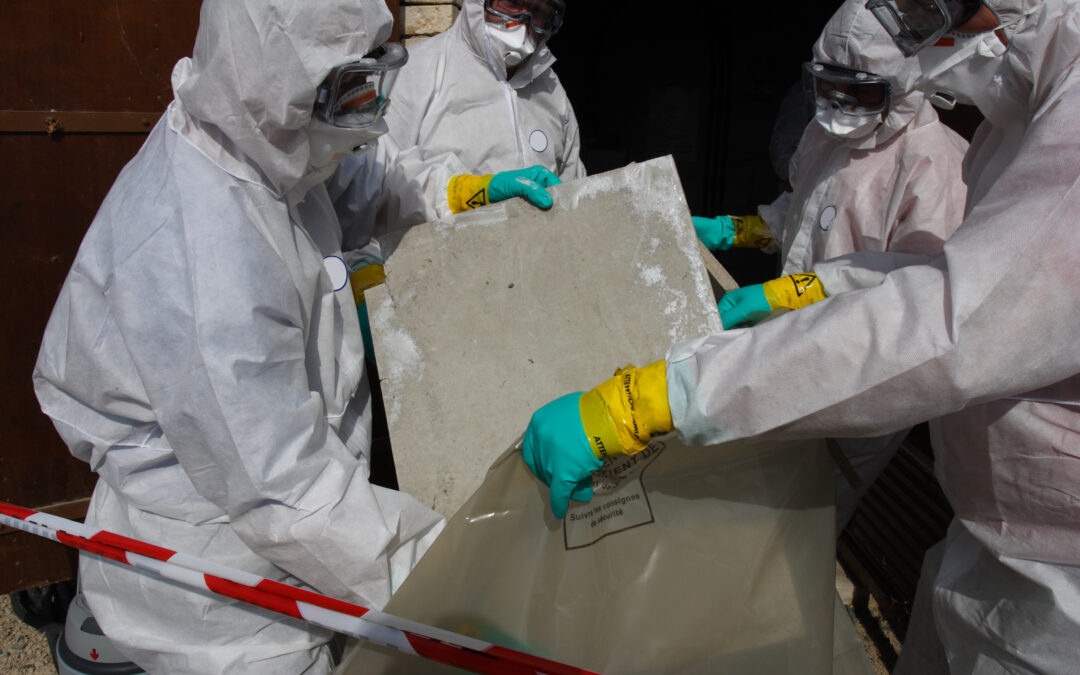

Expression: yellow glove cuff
xmin=350 ymin=264 xmax=386 ymax=307
xmin=731 ymin=215 xmax=775 ymax=249
xmin=579 ymin=360 xmax=673 ymax=461
xmin=447 ymin=174 xmax=494 ymax=214
xmin=762 ymin=272 xmax=826 ymax=311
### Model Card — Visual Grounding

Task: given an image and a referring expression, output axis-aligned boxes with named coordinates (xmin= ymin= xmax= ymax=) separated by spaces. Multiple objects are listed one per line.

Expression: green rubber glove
xmin=357 ymin=301 xmax=376 ymax=368
xmin=489 ymin=166 xmax=561 ymax=209
xmin=350 ymin=262 xmax=385 ymax=367
xmin=719 ymin=272 xmax=827 ymax=329
xmin=522 ymin=392 xmax=602 ymax=519
xmin=692 ymin=215 xmax=736 ymax=251
xmin=718 ymin=285 xmax=772 ymax=329
xmin=693 ymin=214 xmax=776 ymax=251
xmin=522 ymin=362 xmax=672 ymax=518
xmin=448 ymin=166 xmax=561 ymax=213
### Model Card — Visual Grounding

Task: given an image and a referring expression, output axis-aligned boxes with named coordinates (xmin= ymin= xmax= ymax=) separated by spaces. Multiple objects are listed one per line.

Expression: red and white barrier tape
xmin=0 ymin=500 xmax=597 ymax=675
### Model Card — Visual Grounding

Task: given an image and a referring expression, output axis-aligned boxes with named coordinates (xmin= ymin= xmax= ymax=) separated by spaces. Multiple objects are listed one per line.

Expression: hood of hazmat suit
xmin=360 ymin=0 xmax=585 ymax=228
xmin=668 ymin=0 xmax=1080 ymax=671
xmin=811 ymin=0 xmax=928 ymax=149
xmin=914 ymin=0 xmax=1045 ymax=121
xmin=32 ymin=1 xmax=444 ymax=672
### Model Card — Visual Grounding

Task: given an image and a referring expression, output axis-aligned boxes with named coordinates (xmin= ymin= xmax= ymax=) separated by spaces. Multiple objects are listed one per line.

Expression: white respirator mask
xmin=486 ymin=22 xmax=537 ymax=68
xmin=916 ymin=30 xmax=1010 ymax=111
xmin=307 ymin=118 xmax=386 ymax=169
xmin=814 ymin=107 xmax=882 ymax=140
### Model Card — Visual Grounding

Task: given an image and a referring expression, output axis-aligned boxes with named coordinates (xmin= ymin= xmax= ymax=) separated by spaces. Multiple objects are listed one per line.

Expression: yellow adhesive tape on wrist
xmin=732 ymin=215 xmax=775 ymax=249
xmin=447 ymin=174 xmax=494 ymax=214
xmin=350 ymin=264 xmax=385 ymax=307
xmin=762 ymin=272 xmax=826 ymax=311
xmin=579 ymin=389 xmax=624 ymax=462
xmin=579 ymin=360 xmax=674 ymax=460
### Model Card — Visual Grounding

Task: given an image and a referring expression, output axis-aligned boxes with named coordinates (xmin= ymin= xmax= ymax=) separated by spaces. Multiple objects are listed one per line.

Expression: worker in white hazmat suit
xmin=364 ymin=0 xmax=585 ymax=229
xmin=695 ymin=1 xmax=969 ymax=532
xmin=31 ymin=1 xmax=445 ymax=672
xmin=334 ymin=0 xmax=584 ymax=366
xmin=520 ymin=0 xmax=1080 ymax=671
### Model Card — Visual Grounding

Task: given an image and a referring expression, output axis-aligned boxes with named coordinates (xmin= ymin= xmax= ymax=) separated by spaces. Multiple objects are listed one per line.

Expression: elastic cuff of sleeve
xmin=447 ymin=174 xmax=493 ymax=214
xmin=349 ymin=264 xmax=386 ymax=307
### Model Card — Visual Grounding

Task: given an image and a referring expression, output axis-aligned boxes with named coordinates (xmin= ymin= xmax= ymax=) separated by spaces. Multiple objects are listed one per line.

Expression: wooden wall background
xmin=0 ymin=0 xmax=398 ymax=595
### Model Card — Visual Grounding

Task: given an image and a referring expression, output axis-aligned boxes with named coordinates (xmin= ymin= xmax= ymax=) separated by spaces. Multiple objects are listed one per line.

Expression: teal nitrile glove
xmin=357 ymin=302 xmax=376 ymax=368
xmin=488 ymin=166 xmax=561 ymax=210
xmin=692 ymin=215 xmax=736 ymax=251
xmin=718 ymin=272 xmax=827 ymax=329
xmin=522 ymin=392 xmax=603 ymax=519
xmin=718 ymin=284 xmax=772 ymax=329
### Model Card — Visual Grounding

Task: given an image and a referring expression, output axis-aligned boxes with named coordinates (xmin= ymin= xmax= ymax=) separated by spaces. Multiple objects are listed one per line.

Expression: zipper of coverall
xmin=478 ymin=18 xmax=525 ymax=165
xmin=501 ymin=81 xmax=524 ymax=165
xmin=783 ymin=140 xmax=851 ymax=275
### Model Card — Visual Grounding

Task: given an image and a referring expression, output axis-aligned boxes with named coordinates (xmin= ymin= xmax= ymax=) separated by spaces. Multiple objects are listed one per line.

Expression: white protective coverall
xmin=31 ymin=1 xmax=444 ymax=672
xmin=367 ymin=0 xmax=586 ymax=228
xmin=667 ymin=0 xmax=1080 ymax=670
xmin=756 ymin=2 xmax=969 ymax=531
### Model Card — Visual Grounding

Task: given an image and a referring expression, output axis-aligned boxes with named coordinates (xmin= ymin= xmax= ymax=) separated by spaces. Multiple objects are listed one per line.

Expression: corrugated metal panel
xmin=838 ymin=423 xmax=954 ymax=649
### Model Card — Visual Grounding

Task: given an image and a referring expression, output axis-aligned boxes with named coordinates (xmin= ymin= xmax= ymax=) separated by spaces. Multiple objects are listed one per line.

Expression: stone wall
xmin=399 ymin=0 xmax=461 ymax=46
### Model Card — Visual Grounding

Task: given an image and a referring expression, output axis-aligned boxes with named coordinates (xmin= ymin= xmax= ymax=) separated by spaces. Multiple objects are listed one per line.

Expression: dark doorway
xmin=549 ymin=3 xmax=842 ymax=285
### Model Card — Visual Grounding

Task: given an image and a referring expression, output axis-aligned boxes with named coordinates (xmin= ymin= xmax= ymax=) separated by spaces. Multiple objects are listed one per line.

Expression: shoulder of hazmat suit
xmin=370 ymin=0 xmax=586 ymax=228
xmin=30 ymin=1 xmax=444 ymax=672
xmin=668 ymin=0 xmax=1080 ymax=671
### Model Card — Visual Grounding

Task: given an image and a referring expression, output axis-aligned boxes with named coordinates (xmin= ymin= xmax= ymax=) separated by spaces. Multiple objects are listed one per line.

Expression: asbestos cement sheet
xmin=367 ymin=155 xmax=722 ymax=518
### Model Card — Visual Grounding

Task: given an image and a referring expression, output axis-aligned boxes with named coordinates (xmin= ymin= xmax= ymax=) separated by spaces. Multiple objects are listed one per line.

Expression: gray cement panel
xmin=368 ymin=156 xmax=723 ymax=518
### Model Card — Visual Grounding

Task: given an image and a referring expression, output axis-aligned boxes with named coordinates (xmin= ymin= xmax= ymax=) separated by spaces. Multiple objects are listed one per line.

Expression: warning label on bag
xmin=563 ymin=441 xmax=665 ymax=549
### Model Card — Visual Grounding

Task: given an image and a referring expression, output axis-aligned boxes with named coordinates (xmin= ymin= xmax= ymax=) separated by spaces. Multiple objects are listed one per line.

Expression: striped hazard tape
xmin=0 ymin=500 xmax=597 ymax=675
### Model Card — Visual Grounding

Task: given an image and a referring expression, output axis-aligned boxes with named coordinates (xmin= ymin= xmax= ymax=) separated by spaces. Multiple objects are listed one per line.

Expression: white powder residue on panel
xmin=371 ymin=299 xmax=425 ymax=426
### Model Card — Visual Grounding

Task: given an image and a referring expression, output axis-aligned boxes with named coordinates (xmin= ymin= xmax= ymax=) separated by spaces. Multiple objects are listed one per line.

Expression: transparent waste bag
xmin=336 ymin=435 xmax=836 ymax=674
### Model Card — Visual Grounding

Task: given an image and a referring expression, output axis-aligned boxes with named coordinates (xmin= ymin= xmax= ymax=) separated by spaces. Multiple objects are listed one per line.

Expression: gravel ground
xmin=836 ymin=563 xmax=902 ymax=674
xmin=0 ymin=594 xmax=57 ymax=674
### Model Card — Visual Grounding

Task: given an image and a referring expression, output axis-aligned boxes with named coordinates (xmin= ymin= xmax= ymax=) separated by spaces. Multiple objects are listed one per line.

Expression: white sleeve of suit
xmin=757 ymin=190 xmax=792 ymax=244
xmin=667 ymin=85 xmax=1080 ymax=446
xmin=559 ymin=96 xmax=587 ymax=180
xmin=814 ymin=250 xmax=935 ymax=295
xmin=377 ymin=131 xmax=468 ymax=227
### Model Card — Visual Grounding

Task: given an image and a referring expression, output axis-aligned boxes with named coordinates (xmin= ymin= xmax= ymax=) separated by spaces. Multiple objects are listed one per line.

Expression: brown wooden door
xmin=0 ymin=0 xmax=201 ymax=594
xmin=0 ymin=0 xmax=401 ymax=594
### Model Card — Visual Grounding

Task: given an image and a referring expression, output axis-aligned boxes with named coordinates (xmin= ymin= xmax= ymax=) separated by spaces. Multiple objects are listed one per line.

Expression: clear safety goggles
xmin=865 ymin=0 xmax=983 ymax=56
xmin=484 ymin=0 xmax=566 ymax=36
xmin=313 ymin=42 xmax=408 ymax=129
xmin=804 ymin=62 xmax=893 ymax=116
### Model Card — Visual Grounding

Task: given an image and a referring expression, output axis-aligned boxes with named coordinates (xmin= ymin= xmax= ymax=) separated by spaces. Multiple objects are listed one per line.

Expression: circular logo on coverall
xmin=529 ymin=129 xmax=549 ymax=153
xmin=818 ymin=205 xmax=837 ymax=231
xmin=323 ymin=255 xmax=349 ymax=292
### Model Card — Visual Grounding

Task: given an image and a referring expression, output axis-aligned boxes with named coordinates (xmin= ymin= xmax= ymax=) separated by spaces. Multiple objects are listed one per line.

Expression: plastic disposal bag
xmin=337 ymin=434 xmax=835 ymax=674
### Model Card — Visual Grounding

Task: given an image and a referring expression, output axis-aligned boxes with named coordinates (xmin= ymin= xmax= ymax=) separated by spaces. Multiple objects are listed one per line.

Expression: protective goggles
xmin=865 ymin=0 xmax=983 ymax=56
xmin=484 ymin=0 xmax=566 ymax=36
xmin=804 ymin=62 xmax=893 ymax=116
xmin=313 ymin=42 xmax=408 ymax=129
